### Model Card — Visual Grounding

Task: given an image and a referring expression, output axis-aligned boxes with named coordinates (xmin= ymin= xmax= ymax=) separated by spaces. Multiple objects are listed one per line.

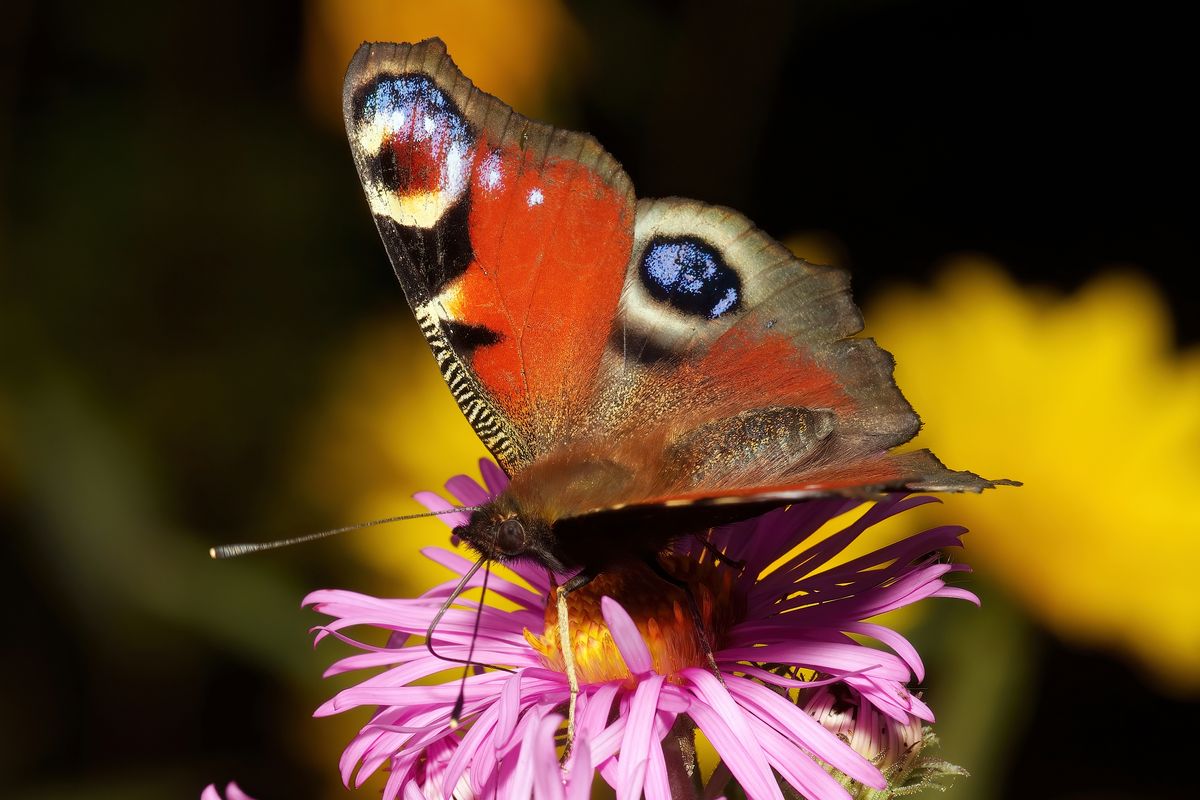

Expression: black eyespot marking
xmin=376 ymin=195 xmax=475 ymax=296
xmin=370 ymin=141 xmax=408 ymax=192
xmin=640 ymin=236 xmax=742 ymax=319
xmin=444 ymin=318 xmax=502 ymax=353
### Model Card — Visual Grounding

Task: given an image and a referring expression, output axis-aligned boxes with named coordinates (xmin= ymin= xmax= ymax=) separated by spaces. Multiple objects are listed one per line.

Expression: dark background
xmin=2 ymin=1 xmax=1195 ymax=798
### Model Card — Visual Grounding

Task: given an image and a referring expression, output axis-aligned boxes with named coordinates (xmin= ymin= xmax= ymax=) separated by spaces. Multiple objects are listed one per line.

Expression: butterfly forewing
xmin=343 ymin=40 xmax=636 ymax=473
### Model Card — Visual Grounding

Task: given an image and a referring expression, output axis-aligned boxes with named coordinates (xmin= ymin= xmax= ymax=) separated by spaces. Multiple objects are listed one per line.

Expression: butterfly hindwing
xmin=510 ymin=197 xmax=1003 ymax=521
xmin=343 ymin=40 xmax=636 ymax=473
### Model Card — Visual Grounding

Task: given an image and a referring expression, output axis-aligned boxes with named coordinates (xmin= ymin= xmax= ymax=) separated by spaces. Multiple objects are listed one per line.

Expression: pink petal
xmin=411 ymin=490 xmax=471 ymax=528
xmin=422 ymin=737 xmax=456 ymax=797
xmin=532 ymin=713 xmax=568 ymax=800
xmin=442 ymin=700 xmax=503 ymax=795
xmin=843 ymin=621 xmax=925 ymax=682
xmin=601 ymin=596 xmax=653 ymax=675
xmin=566 ymin=740 xmax=594 ymax=800
xmin=617 ymin=674 xmax=665 ymax=799
xmin=934 ymin=586 xmax=981 ymax=604
xmin=819 ymin=524 xmax=968 ymax=580
xmin=445 ymin=473 xmax=492 ymax=507
xmin=510 ymin=706 xmax=552 ymax=799
xmin=479 ymin=458 xmax=510 ymax=493
xmin=720 ymin=640 xmax=908 ymax=681
xmin=495 ymin=672 xmax=524 ymax=749
xmin=419 ymin=546 xmax=482 ymax=578
xmin=501 ymin=557 xmax=556 ymax=594
xmin=642 ymin=712 xmax=676 ymax=800
xmin=677 ymin=671 xmax=783 ymax=800
xmin=576 ymin=682 xmax=620 ymax=743
xmin=732 ymin=663 xmax=870 ymax=689
xmin=420 ymin=548 xmax=542 ymax=609
xmin=741 ymin=714 xmax=854 ymax=800
xmin=724 ymin=675 xmax=883 ymax=788
xmin=846 ymin=674 xmax=935 ymax=723
xmin=587 ymin=714 xmax=629 ymax=765
xmin=597 ymin=754 xmax=622 ymax=796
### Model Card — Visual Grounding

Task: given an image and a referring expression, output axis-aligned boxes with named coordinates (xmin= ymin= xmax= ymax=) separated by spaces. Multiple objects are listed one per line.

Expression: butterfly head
xmin=455 ymin=503 xmax=566 ymax=572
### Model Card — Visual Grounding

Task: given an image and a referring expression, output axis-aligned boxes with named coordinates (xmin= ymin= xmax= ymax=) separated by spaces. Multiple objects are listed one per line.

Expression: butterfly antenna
xmin=424 ymin=558 xmax=515 ymax=672
xmin=208 ymin=506 xmax=479 ymax=559
xmin=449 ymin=558 xmax=493 ymax=728
xmin=425 ymin=556 xmax=483 ymax=665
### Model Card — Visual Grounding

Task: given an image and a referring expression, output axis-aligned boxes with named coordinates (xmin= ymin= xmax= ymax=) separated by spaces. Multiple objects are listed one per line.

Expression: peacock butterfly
xmin=342 ymin=38 xmax=1007 ymax=597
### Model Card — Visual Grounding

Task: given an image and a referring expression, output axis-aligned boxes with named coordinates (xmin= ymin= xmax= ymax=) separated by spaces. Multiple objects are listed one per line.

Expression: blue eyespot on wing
xmin=640 ymin=236 xmax=742 ymax=319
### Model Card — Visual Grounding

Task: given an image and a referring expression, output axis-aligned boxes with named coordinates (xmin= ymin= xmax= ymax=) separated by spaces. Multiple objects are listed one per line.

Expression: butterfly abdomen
xmin=663 ymin=406 xmax=837 ymax=486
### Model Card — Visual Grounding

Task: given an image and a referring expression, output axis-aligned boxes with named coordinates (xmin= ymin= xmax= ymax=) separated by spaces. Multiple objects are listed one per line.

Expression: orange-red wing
xmin=444 ymin=137 xmax=633 ymax=452
xmin=343 ymin=40 xmax=635 ymax=472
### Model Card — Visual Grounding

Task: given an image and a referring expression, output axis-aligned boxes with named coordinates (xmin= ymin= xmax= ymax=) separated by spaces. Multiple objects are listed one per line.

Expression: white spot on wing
xmin=527 ymin=187 xmax=544 ymax=206
xmin=479 ymin=151 xmax=503 ymax=191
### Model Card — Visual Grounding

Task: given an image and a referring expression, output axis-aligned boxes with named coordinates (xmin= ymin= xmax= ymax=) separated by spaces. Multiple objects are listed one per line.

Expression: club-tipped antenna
xmin=209 ymin=506 xmax=479 ymax=559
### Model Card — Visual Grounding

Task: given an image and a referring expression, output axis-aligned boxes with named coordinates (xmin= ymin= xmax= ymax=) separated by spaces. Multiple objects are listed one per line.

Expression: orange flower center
xmin=526 ymin=555 xmax=743 ymax=684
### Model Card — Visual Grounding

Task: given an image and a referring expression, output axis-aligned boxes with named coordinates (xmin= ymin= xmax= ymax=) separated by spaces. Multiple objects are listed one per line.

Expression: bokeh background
xmin=2 ymin=1 xmax=1196 ymax=798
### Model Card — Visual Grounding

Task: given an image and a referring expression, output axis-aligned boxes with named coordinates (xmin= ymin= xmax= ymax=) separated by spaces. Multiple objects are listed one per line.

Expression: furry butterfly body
xmin=343 ymin=39 xmax=1005 ymax=584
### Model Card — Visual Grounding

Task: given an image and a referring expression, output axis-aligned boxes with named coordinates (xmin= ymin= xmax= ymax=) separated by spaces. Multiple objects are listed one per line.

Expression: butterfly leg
xmin=646 ymin=557 xmax=725 ymax=686
xmin=692 ymin=531 xmax=746 ymax=572
xmin=555 ymin=571 xmax=594 ymax=746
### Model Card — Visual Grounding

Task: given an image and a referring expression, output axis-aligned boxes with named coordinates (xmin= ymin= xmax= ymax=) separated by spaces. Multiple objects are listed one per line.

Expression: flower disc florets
xmin=531 ymin=555 xmax=742 ymax=684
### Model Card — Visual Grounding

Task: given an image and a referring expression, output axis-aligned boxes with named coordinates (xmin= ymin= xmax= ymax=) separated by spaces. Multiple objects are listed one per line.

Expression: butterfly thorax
xmin=455 ymin=455 xmax=666 ymax=575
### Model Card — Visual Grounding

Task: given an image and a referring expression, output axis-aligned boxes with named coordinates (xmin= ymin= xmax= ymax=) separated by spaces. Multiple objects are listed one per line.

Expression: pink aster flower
xmin=305 ymin=460 xmax=976 ymax=800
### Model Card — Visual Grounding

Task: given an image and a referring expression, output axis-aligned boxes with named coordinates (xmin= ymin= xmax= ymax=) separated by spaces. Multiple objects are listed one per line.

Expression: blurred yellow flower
xmin=294 ymin=326 xmax=492 ymax=800
xmin=867 ymin=259 xmax=1200 ymax=693
xmin=295 ymin=321 xmax=489 ymax=594
xmin=303 ymin=0 xmax=583 ymax=125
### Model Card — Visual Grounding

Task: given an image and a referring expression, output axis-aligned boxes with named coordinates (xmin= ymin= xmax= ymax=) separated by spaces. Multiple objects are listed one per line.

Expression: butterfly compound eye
xmin=495 ymin=518 xmax=527 ymax=556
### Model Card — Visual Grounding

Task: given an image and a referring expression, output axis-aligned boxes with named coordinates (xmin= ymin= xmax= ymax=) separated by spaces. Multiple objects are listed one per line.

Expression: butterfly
xmin=342 ymin=38 xmax=1006 ymax=602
